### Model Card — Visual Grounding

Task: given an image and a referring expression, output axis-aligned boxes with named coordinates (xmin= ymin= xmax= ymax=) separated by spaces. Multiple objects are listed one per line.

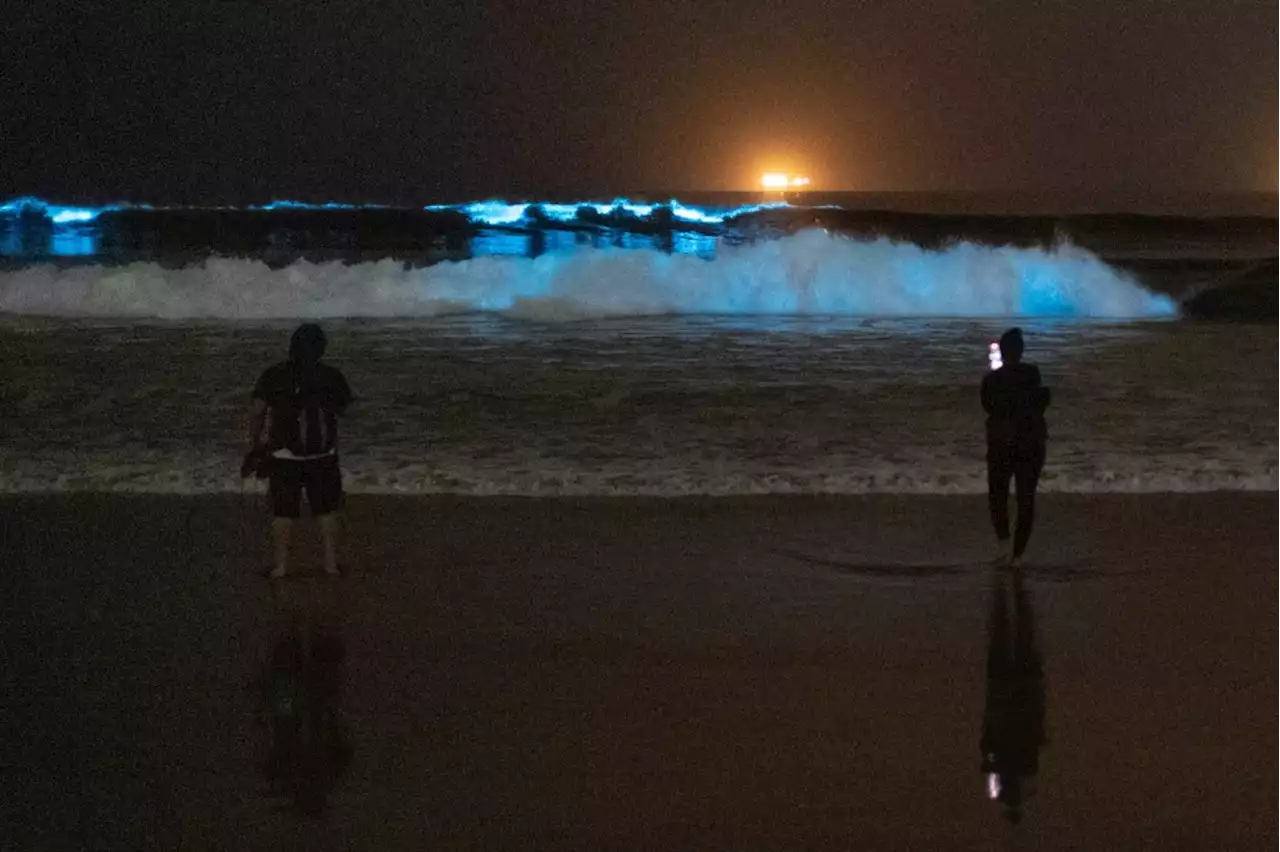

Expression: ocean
xmin=1 ymin=193 xmax=1275 ymax=495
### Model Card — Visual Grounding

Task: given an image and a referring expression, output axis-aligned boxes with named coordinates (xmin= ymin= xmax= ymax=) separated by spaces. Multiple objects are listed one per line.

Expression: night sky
xmin=5 ymin=0 xmax=1276 ymax=203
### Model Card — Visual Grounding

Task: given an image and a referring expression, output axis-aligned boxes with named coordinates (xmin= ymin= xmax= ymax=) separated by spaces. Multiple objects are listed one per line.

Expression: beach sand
xmin=1 ymin=493 xmax=1274 ymax=850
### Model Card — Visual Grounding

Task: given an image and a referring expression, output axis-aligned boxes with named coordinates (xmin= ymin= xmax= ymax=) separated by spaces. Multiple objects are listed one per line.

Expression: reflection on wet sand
xmin=980 ymin=566 xmax=1047 ymax=824
xmin=259 ymin=577 xmax=352 ymax=817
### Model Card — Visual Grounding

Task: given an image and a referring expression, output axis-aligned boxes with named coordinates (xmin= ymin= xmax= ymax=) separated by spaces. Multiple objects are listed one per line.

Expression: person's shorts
xmin=269 ymin=455 xmax=343 ymax=518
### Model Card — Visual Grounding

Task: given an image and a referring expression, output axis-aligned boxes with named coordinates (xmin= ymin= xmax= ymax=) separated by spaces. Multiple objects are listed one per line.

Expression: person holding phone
xmin=981 ymin=327 xmax=1050 ymax=566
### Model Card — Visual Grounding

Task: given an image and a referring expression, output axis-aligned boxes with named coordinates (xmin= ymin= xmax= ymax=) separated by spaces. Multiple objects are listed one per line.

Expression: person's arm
xmin=981 ymin=372 xmax=996 ymax=415
xmin=1029 ymin=365 xmax=1050 ymax=411
xmin=332 ymin=370 xmax=353 ymax=415
xmin=247 ymin=397 xmax=268 ymax=450
xmin=248 ymin=368 xmax=272 ymax=450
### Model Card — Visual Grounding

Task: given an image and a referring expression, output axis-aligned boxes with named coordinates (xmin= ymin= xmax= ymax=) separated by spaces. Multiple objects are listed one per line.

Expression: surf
xmin=0 ymin=229 xmax=1175 ymax=320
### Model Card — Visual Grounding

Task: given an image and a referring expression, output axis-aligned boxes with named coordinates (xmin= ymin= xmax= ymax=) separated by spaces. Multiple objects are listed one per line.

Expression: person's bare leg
xmin=271 ymin=518 xmax=294 ymax=578
xmin=319 ymin=512 xmax=341 ymax=575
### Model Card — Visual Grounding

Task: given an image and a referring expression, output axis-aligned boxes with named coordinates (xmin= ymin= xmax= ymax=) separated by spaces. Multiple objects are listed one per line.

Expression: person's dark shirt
xmin=981 ymin=362 xmax=1050 ymax=448
xmin=253 ymin=360 xmax=352 ymax=453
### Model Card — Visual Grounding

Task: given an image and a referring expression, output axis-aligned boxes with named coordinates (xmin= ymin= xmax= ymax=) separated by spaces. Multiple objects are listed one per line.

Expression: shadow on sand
xmin=773 ymin=546 xmax=1104 ymax=584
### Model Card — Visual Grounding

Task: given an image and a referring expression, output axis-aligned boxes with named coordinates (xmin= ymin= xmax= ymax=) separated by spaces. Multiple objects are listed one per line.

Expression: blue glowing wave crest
xmin=0 ymin=196 xmax=132 ymax=224
xmin=0 ymin=229 xmax=1176 ymax=319
xmin=0 ymin=195 xmax=787 ymax=226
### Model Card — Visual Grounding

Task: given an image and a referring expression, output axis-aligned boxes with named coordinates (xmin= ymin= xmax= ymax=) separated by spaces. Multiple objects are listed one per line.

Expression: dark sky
xmin=5 ymin=0 xmax=1276 ymax=203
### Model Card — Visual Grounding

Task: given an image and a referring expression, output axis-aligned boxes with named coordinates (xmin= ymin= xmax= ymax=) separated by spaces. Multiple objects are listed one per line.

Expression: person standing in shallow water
xmin=247 ymin=324 xmax=353 ymax=578
xmin=982 ymin=327 xmax=1050 ymax=567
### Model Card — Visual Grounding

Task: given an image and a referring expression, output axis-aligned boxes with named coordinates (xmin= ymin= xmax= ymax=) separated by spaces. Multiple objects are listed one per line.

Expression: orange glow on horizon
xmin=761 ymin=172 xmax=812 ymax=190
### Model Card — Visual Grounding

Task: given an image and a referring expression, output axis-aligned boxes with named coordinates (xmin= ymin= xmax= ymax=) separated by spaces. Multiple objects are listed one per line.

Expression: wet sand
xmin=1 ymin=493 xmax=1275 ymax=850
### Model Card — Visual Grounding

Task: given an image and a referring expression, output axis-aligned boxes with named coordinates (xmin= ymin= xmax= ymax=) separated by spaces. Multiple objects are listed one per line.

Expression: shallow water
xmin=1 ymin=315 xmax=1273 ymax=493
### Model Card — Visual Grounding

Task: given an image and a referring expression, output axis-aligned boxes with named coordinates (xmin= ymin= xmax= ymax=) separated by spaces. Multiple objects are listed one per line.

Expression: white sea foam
xmin=0 ymin=456 xmax=1273 ymax=495
xmin=0 ymin=231 xmax=1176 ymax=320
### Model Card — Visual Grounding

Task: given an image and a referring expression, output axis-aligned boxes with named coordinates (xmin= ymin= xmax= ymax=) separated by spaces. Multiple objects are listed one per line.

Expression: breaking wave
xmin=0 ymin=230 xmax=1175 ymax=319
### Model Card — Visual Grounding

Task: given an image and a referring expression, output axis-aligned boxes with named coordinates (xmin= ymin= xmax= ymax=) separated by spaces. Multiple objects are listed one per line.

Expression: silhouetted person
xmin=981 ymin=327 xmax=1050 ymax=566
xmin=247 ymin=324 xmax=353 ymax=577
xmin=980 ymin=568 xmax=1046 ymax=824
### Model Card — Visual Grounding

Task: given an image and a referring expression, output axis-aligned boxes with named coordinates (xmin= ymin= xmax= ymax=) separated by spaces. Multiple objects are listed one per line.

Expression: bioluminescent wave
xmin=425 ymin=199 xmax=790 ymax=225
xmin=0 ymin=195 xmax=786 ymax=227
xmin=0 ymin=196 xmax=130 ymax=224
xmin=0 ymin=230 xmax=1175 ymax=319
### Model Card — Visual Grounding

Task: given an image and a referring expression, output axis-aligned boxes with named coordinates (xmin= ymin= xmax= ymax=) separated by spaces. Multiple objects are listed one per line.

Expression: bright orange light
xmin=761 ymin=172 xmax=812 ymax=190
